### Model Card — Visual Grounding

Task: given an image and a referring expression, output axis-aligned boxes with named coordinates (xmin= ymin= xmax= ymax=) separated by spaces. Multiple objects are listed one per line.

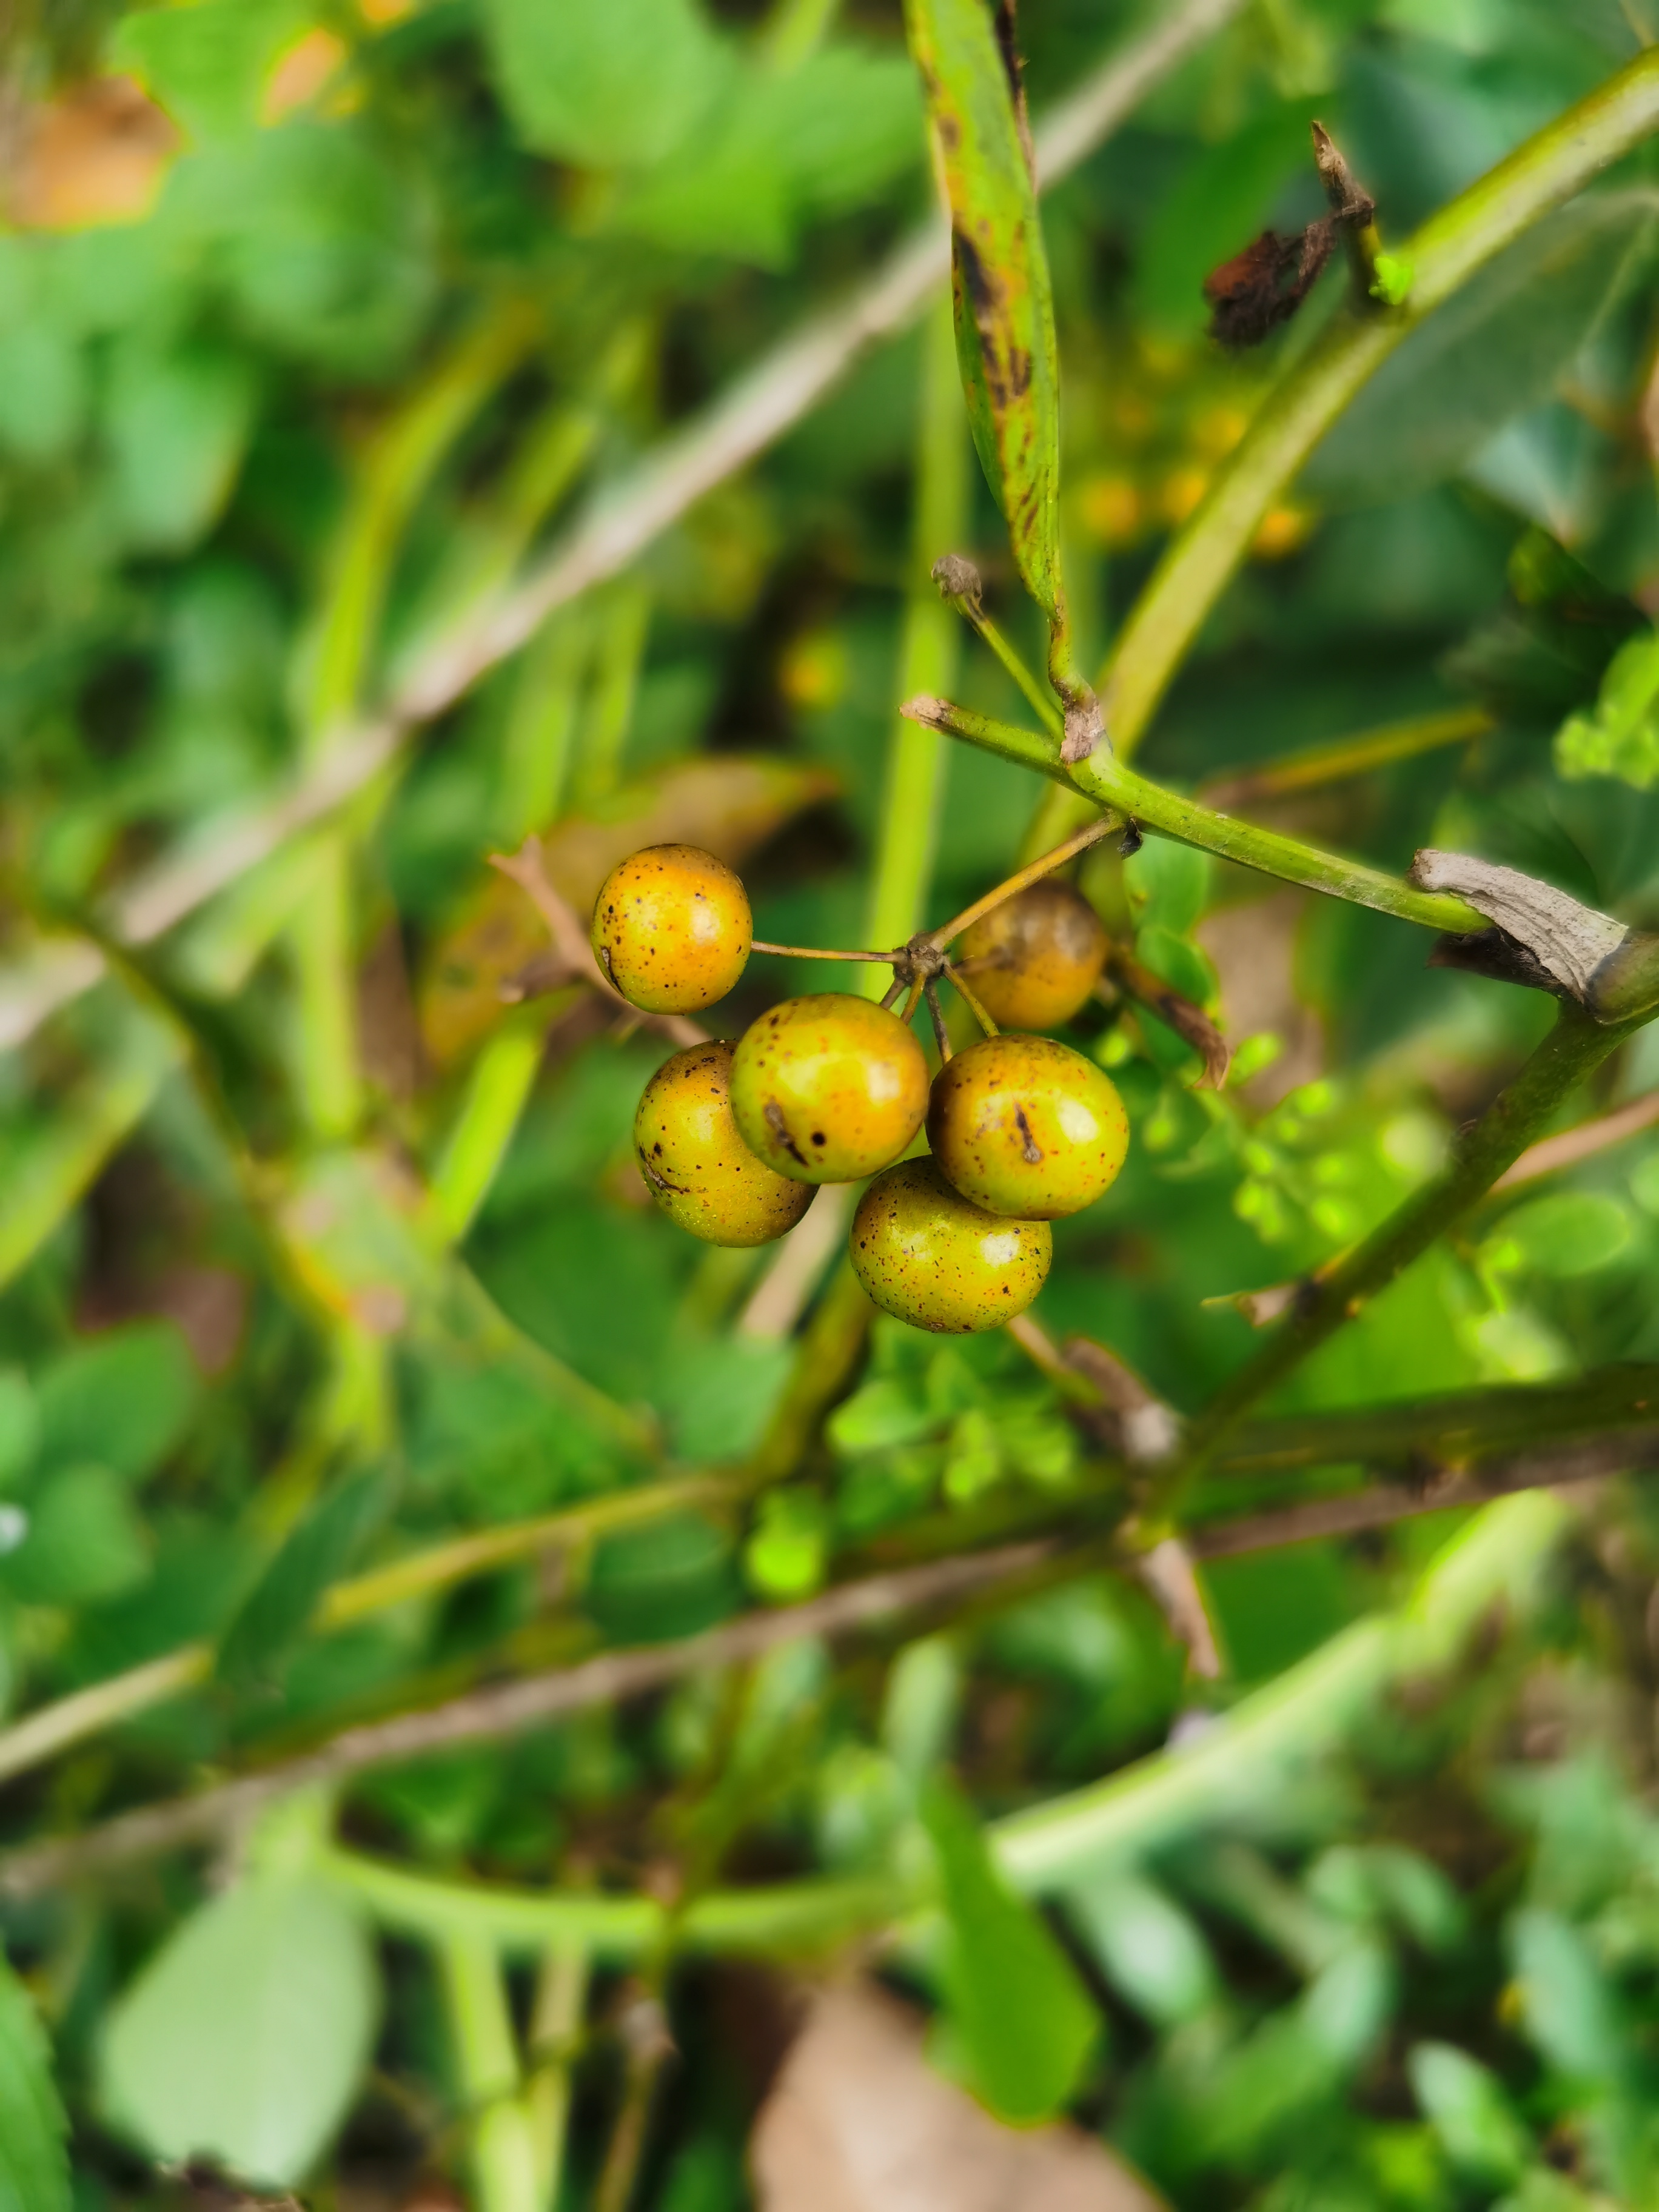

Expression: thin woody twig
xmin=488 ymin=839 xmax=706 ymax=1048
xmin=0 ymin=1541 xmax=1060 ymax=1899
xmin=1491 ymin=1087 xmax=1659 ymax=1191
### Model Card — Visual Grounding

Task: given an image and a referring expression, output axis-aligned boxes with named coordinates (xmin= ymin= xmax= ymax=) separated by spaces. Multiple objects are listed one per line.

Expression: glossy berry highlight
xmin=591 ymin=843 xmax=751 ymax=1013
xmin=928 ymin=1033 xmax=1128 ymax=1218
xmin=634 ymin=1041 xmax=814 ymax=1247
xmin=954 ymin=879 xmax=1107 ymax=1031
xmin=730 ymin=992 xmax=928 ymax=1185
xmin=850 ymin=1156 xmax=1052 ymax=1333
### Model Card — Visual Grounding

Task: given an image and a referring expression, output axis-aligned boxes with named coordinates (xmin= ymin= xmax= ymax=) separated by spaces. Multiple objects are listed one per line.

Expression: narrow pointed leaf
xmin=903 ymin=0 xmax=1064 ymax=631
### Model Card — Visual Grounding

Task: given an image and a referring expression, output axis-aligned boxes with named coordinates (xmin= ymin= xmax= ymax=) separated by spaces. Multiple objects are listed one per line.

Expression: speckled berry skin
xmin=928 ymin=1033 xmax=1128 ymax=1219
xmin=634 ymin=1041 xmax=814 ymax=1247
xmin=730 ymin=992 xmax=928 ymax=1185
xmin=591 ymin=844 xmax=751 ymax=1013
xmin=954 ymin=879 xmax=1107 ymax=1031
xmin=850 ymin=1157 xmax=1052 ymax=1332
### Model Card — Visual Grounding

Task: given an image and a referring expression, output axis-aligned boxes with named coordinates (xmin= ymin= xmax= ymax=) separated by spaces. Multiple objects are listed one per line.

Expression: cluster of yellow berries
xmin=592 ymin=844 xmax=1130 ymax=1334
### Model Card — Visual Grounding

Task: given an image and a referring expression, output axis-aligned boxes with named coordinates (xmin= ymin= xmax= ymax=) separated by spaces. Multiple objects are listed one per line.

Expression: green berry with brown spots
xmin=591 ymin=844 xmax=751 ymax=1013
xmin=954 ymin=879 xmax=1107 ymax=1031
xmin=634 ymin=1041 xmax=814 ymax=1247
xmin=850 ymin=1156 xmax=1051 ymax=1333
xmin=928 ymin=1033 xmax=1128 ymax=1219
xmin=730 ymin=992 xmax=928 ymax=1185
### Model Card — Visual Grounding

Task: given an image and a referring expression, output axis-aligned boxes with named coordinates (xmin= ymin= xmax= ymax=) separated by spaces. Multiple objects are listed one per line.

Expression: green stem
xmin=1200 ymin=704 xmax=1494 ymax=806
xmin=498 ymin=618 xmax=588 ymax=846
xmin=856 ymin=297 xmax=971 ymax=999
xmin=438 ymin=1932 xmax=543 ymax=2212
xmin=990 ymin=1489 xmax=1571 ymax=1892
xmin=906 ymin=699 xmax=1483 ymax=933
xmin=526 ymin=1944 xmax=589 ymax=2211
xmin=290 ymin=840 xmax=363 ymax=1140
xmin=305 ymin=300 xmax=542 ymax=741
xmin=1215 ymin=1362 xmax=1659 ymax=1480
xmin=322 ymin=1843 xmax=903 ymax=1961
xmin=429 ymin=998 xmax=574 ymax=1242
xmin=1102 ymin=49 xmax=1659 ymax=763
xmin=566 ymin=582 xmax=652 ymax=812
xmin=1153 ymin=1000 xmax=1649 ymax=1520
xmin=0 ymin=1006 xmax=178 ymax=1293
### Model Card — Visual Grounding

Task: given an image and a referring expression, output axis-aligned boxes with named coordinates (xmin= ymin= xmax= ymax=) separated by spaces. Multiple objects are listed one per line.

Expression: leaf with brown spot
xmin=904 ymin=0 xmax=1065 ymax=639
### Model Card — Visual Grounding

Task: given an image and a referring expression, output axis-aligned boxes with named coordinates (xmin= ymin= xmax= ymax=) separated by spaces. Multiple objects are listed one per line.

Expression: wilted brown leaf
xmin=419 ymin=756 xmax=837 ymax=1067
xmin=751 ymin=1983 xmax=1165 ymax=2212
xmin=7 ymin=76 xmax=178 ymax=230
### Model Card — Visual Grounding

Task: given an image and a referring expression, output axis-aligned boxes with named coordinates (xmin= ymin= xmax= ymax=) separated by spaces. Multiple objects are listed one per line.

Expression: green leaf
xmin=922 ymin=1777 xmax=1099 ymax=2125
xmin=1631 ymin=1150 xmax=1659 ymax=1216
xmin=1555 ymin=628 xmax=1659 ymax=791
xmin=36 ymin=1323 xmax=198 ymax=1485
xmin=1124 ymin=836 xmax=1210 ymax=936
xmin=609 ymin=45 xmax=922 ymax=267
xmin=1068 ymin=1872 xmax=1221 ymax=2029
xmin=826 ymin=1376 xmax=936 ymax=1456
xmin=172 ymin=124 xmax=436 ymax=377
xmin=586 ymin=1512 xmax=739 ymax=1643
xmin=1409 ymin=2042 xmax=1531 ymax=2187
xmin=903 ymin=0 xmax=1064 ymax=631
xmin=113 ymin=0 xmax=315 ymax=141
xmin=99 ymin=1877 xmax=380 ymax=2188
xmin=1305 ymin=195 xmax=1652 ymax=503
xmin=1489 ymin=1193 xmax=1632 ymax=1279
xmin=215 ymin=1470 xmax=387 ymax=1691
xmin=0 ymin=1946 xmax=70 ymax=2212
xmin=0 ymin=1465 xmax=149 ymax=1607
xmin=104 ymin=335 xmax=258 ymax=553
xmin=0 ymin=323 xmax=88 ymax=466
xmin=480 ymin=0 xmax=729 ymax=169
xmin=1509 ymin=1908 xmax=1624 ymax=2085
xmin=0 ymin=1374 xmax=40 ymax=1492
xmin=744 ymin=1486 xmax=828 ymax=1600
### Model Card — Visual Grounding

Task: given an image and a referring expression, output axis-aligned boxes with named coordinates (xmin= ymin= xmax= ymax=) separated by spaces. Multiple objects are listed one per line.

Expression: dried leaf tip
xmin=1061 ymin=695 xmax=1104 ymax=764
xmin=1409 ymin=849 xmax=1629 ymax=1005
xmin=931 ymin=553 xmax=984 ymax=610
xmin=900 ymin=694 xmax=954 ymax=729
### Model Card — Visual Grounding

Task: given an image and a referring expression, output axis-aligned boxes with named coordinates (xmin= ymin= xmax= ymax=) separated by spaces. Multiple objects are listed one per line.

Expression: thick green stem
xmin=323 ymin=1843 xmax=903 ymax=1962
xmin=1101 ymin=49 xmax=1659 ymax=763
xmin=856 ymin=298 xmax=971 ymax=999
xmin=438 ymin=1932 xmax=543 ymax=2212
xmin=990 ymin=1489 xmax=1571 ymax=1892
xmin=1153 ymin=1001 xmax=1649 ymax=1519
xmin=526 ymin=1945 xmax=589 ymax=2211
xmin=905 ymin=699 xmax=1482 ymax=932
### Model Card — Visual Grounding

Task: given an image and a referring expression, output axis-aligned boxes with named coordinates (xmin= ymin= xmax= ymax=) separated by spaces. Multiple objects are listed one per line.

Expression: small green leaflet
xmin=902 ymin=0 xmax=1064 ymax=635
xmin=0 ymin=1947 xmax=70 ymax=2212
xmin=922 ymin=1778 xmax=1100 ymax=2125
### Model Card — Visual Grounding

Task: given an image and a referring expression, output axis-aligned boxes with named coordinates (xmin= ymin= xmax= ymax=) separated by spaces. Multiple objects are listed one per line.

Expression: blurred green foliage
xmin=2 ymin=0 xmax=1659 ymax=2207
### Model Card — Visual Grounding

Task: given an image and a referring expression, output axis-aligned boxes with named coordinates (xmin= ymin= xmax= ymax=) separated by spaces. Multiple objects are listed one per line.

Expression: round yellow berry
xmin=954 ymin=879 xmax=1107 ymax=1031
xmin=928 ymin=1033 xmax=1128 ymax=1219
xmin=591 ymin=844 xmax=751 ymax=1014
xmin=634 ymin=1041 xmax=814 ymax=1247
xmin=730 ymin=992 xmax=928 ymax=1185
xmin=850 ymin=1157 xmax=1051 ymax=1333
